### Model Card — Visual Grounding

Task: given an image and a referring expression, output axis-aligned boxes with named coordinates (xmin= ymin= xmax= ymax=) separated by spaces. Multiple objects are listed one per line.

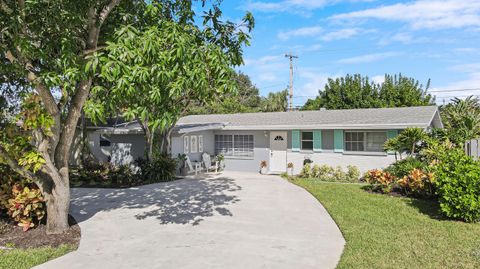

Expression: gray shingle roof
xmin=177 ymin=106 xmax=442 ymax=130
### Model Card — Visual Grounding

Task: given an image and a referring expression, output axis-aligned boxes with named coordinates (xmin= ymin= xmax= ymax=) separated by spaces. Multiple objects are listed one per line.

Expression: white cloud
xmin=337 ymin=52 xmax=400 ymax=64
xmin=432 ymin=62 xmax=480 ymax=103
xmin=258 ymin=72 xmax=279 ymax=82
xmin=371 ymin=75 xmax=385 ymax=84
xmin=378 ymin=32 xmax=431 ymax=45
xmin=297 ymin=70 xmax=343 ymax=98
xmin=454 ymin=47 xmax=479 ymax=54
xmin=278 ymin=26 xmax=323 ymax=40
xmin=320 ymin=28 xmax=362 ymax=41
xmin=331 ymin=1 xmax=480 ymax=30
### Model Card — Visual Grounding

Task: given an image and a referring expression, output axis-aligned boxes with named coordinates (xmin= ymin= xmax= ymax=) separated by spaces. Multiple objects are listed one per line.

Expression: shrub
xmin=346 ymin=165 xmax=360 ymax=182
xmin=318 ymin=164 xmax=334 ymax=180
xmin=433 ymin=149 xmax=480 ymax=222
xmin=384 ymin=157 xmax=427 ymax=178
xmin=332 ymin=166 xmax=347 ymax=181
xmin=312 ymin=164 xmax=320 ymax=178
xmin=300 ymin=163 xmax=312 ymax=178
xmin=137 ymin=154 xmax=177 ymax=183
xmin=0 ymin=164 xmax=45 ymax=231
xmin=397 ymin=168 xmax=435 ymax=197
xmin=364 ymin=169 xmax=396 ymax=193
xmin=7 ymin=185 xmax=45 ymax=231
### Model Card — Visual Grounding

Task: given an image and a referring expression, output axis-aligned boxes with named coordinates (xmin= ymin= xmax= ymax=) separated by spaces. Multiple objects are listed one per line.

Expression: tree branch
xmin=98 ymin=0 xmax=121 ymax=27
xmin=0 ymin=147 xmax=36 ymax=181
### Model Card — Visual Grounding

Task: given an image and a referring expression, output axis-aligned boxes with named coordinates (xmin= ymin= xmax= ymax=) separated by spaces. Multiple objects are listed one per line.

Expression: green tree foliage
xmin=0 ymin=0 xmax=251 ymax=234
xmin=188 ymin=72 xmax=262 ymax=115
xmin=440 ymin=96 xmax=480 ymax=145
xmin=86 ymin=6 xmax=253 ymax=158
xmin=302 ymin=73 xmax=434 ymax=110
xmin=261 ymin=89 xmax=288 ymax=112
xmin=383 ymin=127 xmax=427 ymax=158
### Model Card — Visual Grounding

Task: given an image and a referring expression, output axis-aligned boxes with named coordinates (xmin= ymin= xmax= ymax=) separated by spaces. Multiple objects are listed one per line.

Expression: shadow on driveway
xmin=70 ymin=174 xmax=242 ymax=226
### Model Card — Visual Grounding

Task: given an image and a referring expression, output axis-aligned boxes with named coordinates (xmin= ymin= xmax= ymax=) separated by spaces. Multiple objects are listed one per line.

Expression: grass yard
xmin=293 ymin=179 xmax=480 ymax=269
xmin=0 ymin=245 xmax=76 ymax=269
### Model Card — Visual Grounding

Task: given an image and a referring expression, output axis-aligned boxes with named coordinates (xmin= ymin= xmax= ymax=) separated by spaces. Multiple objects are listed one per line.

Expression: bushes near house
xmin=433 ymin=148 xmax=480 ymax=222
xmin=70 ymin=154 xmax=177 ymax=188
xmin=366 ymin=134 xmax=480 ymax=223
xmin=299 ymin=163 xmax=361 ymax=182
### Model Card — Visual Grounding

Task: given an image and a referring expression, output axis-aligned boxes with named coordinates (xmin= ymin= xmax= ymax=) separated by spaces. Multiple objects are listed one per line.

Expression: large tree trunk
xmin=44 ymin=177 xmax=70 ymax=234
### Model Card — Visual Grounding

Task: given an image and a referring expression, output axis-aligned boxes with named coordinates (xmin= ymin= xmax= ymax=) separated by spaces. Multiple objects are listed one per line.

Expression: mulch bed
xmin=0 ymin=215 xmax=81 ymax=249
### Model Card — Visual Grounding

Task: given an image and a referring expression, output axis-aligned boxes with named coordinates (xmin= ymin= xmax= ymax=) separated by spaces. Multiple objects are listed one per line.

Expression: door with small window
xmin=269 ymin=131 xmax=287 ymax=173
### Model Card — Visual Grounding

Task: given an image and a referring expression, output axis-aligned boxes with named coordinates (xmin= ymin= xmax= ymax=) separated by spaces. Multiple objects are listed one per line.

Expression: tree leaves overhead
xmin=301 ymin=73 xmax=435 ymax=110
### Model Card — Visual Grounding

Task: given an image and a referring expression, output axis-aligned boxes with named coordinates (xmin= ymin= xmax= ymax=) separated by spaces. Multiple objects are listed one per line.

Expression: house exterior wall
xmin=171 ymin=130 xmax=215 ymax=162
xmin=70 ymin=130 xmax=145 ymax=166
xmin=214 ymin=130 xmax=269 ymax=173
xmin=171 ymin=128 xmax=397 ymax=174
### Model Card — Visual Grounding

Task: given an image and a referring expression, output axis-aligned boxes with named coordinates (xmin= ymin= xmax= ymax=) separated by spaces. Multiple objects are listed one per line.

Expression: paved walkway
xmin=35 ymin=172 xmax=345 ymax=269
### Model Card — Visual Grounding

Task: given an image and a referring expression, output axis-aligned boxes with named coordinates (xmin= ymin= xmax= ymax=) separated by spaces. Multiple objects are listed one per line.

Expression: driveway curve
xmin=35 ymin=172 xmax=345 ymax=269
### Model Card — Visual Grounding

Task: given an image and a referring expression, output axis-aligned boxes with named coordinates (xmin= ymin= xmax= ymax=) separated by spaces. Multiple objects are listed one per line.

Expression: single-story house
xmin=71 ymin=106 xmax=442 ymax=174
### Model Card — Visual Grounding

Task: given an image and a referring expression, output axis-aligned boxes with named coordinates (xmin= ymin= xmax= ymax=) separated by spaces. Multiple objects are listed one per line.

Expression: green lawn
xmin=293 ymin=179 xmax=480 ymax=269
xmin=0 ymin=245 xmax=75 ymax=269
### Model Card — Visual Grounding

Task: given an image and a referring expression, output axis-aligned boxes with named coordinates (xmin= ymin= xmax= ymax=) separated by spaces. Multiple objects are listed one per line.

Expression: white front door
xmin=269 ymin=131 xmax=287 ymax=173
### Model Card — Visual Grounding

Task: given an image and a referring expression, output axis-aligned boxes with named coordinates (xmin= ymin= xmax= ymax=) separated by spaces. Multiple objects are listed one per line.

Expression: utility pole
xmin=285 ymin=53 xmax=298 ymax=111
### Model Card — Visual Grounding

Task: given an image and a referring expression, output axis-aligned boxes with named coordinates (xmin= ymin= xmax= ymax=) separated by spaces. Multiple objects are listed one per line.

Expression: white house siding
xmin=171 ymin=130 xmax=269 ymax=173
xmin=70 ymin=130 xmax=146 ymax=166
xmin=286 ymin=151 xmax=396 ymax=175
xmin=171 ymin=130 xmax=215 ymax=162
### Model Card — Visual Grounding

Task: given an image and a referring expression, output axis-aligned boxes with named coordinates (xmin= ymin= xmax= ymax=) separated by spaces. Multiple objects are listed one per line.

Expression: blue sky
xmin=213 ymin=0 xmax=480 ymax=107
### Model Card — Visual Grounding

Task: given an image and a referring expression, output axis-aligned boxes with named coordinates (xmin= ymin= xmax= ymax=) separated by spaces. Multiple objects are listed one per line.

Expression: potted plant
xmin=177 ymin=154 xmax=188 ymax=176
xmin=216 ymin=154 xmax=225 ymax=171
xmin=260 ymin=160 xmax=268 ymax=174
xmin=287 ymin=162 xmax=294 ymax=176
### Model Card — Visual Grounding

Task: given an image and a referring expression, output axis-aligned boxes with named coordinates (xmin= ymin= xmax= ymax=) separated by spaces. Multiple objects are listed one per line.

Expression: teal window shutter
xmin=386 ymin=130 xmax=399 ymax=154
xmin=292 ymin=130 xmax=300 ymax=152
xmin=313 ymin=130 xmax=322 ymax=152
xmin=387 ymin=130 xmax=398 ymax=139
xmin=334 ymin=130 xmax=344 ymax=153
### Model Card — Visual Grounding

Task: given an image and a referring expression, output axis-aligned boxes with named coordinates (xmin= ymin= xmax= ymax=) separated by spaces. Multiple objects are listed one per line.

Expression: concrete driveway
xmin=35 ymin=172 xmax=345 ymax=269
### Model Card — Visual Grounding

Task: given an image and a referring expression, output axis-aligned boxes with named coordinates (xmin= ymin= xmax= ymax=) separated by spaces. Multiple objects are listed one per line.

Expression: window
xmin=215 ymin=134 xmax=254 ymax=157
xmin=301 ymin=131 xmax=313 ymax=150
xmin=345 ymin=131 xmax=387 ymax=152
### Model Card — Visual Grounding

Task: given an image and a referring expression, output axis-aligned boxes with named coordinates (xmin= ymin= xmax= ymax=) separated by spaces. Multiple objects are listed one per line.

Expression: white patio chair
xmin=202 ymin=152 xmax=219 ymax=173
xmin=185 ymin=155 xmax=202 ymax=176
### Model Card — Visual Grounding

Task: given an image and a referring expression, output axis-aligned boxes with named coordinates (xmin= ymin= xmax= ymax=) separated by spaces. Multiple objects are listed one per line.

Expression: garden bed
xmin=0 ymin=215 xmax=80 ymax=249
xmin=0 ymin=215 xmax=80 ymax=269
xmin=293 ymin=179 xmax=480 ymax=269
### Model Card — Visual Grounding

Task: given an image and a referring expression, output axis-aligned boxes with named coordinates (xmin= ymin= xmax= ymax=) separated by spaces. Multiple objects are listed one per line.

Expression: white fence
xmin=465 ymin=139 xmax=480 ymax=158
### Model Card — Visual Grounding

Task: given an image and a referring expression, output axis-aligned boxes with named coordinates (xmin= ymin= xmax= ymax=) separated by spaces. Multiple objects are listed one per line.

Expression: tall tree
xmin=302 ymin=73 xmax=434 ymax=110
xmin=88 ymin=8 xmax=254 ymax=158
xmin=188 ymin=72 xmax=261 ymax=115
xmin=0 ymin=0 xmax=247 ymax=234
xmin=379 ymin=74 xmax=434 ymax=107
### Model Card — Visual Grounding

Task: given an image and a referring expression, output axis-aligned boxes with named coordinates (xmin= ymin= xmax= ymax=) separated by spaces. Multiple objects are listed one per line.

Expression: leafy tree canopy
xmin=301 ymin=73 xmax=435 ymax=110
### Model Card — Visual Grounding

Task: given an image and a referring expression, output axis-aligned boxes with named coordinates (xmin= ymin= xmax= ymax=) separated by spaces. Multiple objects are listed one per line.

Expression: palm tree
xmin=441 ymin=96 xmax=480 ymax=144
xmin=261 ymin=89 xmax=288 ymax=112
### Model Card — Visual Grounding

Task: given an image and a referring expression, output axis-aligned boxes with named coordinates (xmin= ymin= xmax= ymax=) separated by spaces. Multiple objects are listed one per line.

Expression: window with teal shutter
xmin=334 ymin=130 xmax=344 ymax=153
xmin=387 ymin=130 xmax=398 ymax=139
xmin=313 ymin=130 xmax=322 ymax=152
xmin=386 ymin=130 xmax=399 ymax=154
xmin=292 ymin=130 xmax=300 ymax=152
